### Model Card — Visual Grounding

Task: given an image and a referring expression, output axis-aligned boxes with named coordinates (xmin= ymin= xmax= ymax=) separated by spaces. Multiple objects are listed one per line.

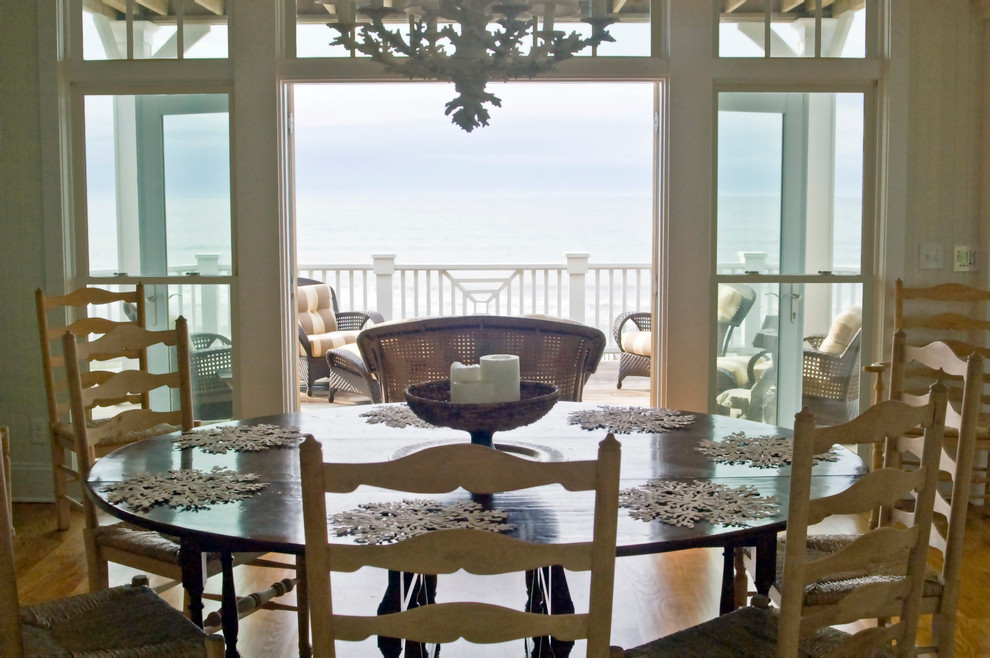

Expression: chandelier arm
xmin=326 ymin=1 xmax=615 ymax=132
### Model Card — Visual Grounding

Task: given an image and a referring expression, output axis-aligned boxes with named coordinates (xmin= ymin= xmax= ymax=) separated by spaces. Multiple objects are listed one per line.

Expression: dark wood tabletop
xmin=86 ymin=402 xmax=865 ymax=656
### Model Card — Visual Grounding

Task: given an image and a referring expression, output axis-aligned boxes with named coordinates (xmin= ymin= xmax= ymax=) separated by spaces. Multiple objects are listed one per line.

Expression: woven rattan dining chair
xmin=619 ymin=387 xmax=947 ymax=657
xmin=357 ymin=315 xmax=607 ymax=403
xmin=35 ymin=285 xmax=147 ymax=531
xmin=300 ymin=433 xmax=621 ymax=657
xmin=0 ymin=433 xmax=224 ymax=657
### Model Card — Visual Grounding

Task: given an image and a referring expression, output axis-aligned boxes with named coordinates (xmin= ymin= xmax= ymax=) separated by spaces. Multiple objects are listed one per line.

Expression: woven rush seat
xmin=619 ymin=605 xmax=857 ymax=658
xmin=764 ymin=534 xmax=943 ymax=607
xmin=93 ymin=523 xmax=223 ymax=564
xmin=19 ymin=583 xmax=217 ymax=656
xmin=53 ymin=419 xmax=180 ymax=451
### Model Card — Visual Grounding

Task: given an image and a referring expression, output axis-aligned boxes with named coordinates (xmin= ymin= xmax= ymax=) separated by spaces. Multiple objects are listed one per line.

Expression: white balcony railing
xmin=300 ymin=254 xmax=652 ymax=354
xmin=93 ymin=252 xmax=860 ymax=358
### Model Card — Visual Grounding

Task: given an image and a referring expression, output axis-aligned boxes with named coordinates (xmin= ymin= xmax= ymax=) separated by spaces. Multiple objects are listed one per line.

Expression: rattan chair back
xmin=357 ymin=315 xmax=607 ymax=403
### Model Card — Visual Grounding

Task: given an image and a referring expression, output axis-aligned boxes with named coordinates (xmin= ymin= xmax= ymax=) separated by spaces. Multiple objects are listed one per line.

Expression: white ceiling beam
xmin=195 ymin=0 xmax=226 ymax=15
xmin=102 ymin=0 xmax=169 ymax=15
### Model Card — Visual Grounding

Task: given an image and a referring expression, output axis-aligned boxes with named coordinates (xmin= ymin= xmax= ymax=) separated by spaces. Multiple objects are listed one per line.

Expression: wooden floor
xmin=12 ymin=360 xmax=990 ymax=656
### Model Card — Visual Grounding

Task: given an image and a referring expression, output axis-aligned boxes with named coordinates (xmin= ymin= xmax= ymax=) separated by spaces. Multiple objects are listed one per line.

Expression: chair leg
xmin=83 ymin=529 xmax=110 ymax=590
xmin=51 ymin=439 xmax=71 ymax=531
xmin=296 ymin=556 xmax=311 ymax=658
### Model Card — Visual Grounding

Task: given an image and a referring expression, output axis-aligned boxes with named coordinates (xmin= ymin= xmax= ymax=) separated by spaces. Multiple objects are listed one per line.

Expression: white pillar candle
xmin=450 ymin=362 xmax=493 ymax=403
xmin=451 ymin=381 xmax=495 ymax=404
xmin=450 ymin=361 xmax=482 ymax=382
xmin=480 ymin=354 xmax=521 ymax=403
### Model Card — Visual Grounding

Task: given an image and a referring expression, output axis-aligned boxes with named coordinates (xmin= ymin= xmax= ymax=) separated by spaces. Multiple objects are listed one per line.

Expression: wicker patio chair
xmin=614 ymin=283 xmax=756 ymax=389
xmin=297 ymin=278 xmax=383 ymax=401
xmin=190 ymin=333 xmax=232 ymax=420
xmin=357 ymin=315 xmax=607 ymax=403
xmin=801 ymin=306 xmax=862 ymax=426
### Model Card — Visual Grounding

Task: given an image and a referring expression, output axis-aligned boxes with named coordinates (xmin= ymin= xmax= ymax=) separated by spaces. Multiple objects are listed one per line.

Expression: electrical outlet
xmin=919 ymin=243 xmax=943 ymax=270
xmin=30 ymin=418 xmax=48 ymax=445
xmin=953 ymin=245 xmax=978 ymax=272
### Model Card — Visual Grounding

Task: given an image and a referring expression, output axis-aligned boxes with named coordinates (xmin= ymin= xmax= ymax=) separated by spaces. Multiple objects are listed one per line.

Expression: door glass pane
xmin=717 ymin=92 xmax=863 ymax=276
xmin=716 ymin=110 xmax=782 ymax=273
xmin=715 ymin=91 xmax=866 ymax=428
xmin=84 ymin=95 xmax=231 ymax=278
xmin=162 ymin=113 xmax=232 ymax=276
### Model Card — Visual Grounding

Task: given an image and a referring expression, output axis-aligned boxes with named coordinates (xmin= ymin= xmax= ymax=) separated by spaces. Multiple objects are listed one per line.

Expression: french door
xmin=714 ymin=90 xmax=870 ymax=428
xmin=82 ymin=92 xmax=234 ymax=418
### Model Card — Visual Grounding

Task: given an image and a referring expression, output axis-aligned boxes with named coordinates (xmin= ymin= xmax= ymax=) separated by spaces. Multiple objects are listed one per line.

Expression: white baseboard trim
xmin=10 ymin=463 xmax=55 ymax=502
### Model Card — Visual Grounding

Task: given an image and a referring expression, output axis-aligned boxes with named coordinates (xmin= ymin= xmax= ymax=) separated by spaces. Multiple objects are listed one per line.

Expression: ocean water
xmin=87 ymin=194 xmax=862 ymax=273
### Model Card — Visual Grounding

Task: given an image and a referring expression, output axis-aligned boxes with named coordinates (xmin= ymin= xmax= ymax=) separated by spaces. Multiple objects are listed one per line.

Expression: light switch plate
xmin=954 ymin=246 xmax=978 ymax=272
xmin=919 ymin=243 xmax=943 ymax=270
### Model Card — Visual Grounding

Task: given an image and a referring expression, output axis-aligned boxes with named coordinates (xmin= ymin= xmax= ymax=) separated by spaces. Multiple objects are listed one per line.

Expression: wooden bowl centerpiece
xmin=404 ymin=379 xmax=560 ymax=448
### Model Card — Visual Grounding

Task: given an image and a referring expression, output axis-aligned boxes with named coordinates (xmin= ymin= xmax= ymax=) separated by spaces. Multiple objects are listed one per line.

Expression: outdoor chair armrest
xmin=326 ymin=346 xmax=367 ymax=378
xmin=613 ymin=311 xmax=651 ymax=351
xmin=298 ymin=323 xmax=313 ymax=353
xmin=335 ymin=310 xmax=384 ymax=331
xmin=746 ymin=349 xmax=772 ymax=386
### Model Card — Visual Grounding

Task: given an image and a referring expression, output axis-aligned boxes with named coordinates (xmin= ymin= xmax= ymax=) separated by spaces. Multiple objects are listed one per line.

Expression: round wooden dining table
xmin=86 ymin=401 xmax=865 ymax=657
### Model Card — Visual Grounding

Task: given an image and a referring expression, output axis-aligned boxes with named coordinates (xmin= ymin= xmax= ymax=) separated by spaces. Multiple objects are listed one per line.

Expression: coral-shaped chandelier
xmin=327 ymin=0 xmax=614 ymax=131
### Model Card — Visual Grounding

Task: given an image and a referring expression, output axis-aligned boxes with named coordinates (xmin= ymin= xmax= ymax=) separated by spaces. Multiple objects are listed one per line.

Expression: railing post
xmin=196 ymin=254 xmax=220 ymax=334
xmin=373 ymin=254 xmax=396 ymax=320
xmin=738 ymin=251 xmax=770 ymax=347
xmin=567 ymin=253 xmax=589 ymax=324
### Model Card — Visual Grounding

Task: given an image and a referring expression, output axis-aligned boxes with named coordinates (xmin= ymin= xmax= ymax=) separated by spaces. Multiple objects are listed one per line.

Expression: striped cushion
xmin=306 ymin=330 xmax=361 ymax=357
xmin=621 ymin=330 xmax=652 ymax=357
xmin=717 ymin=284 xmax=743 ymax=322
xmin=818 ymin=305 xmax=862 ymax=354
xmin=297 ymin=284 xmax=338 ymax=335
xmin=716 ymin=354 xmax=751 ymax=387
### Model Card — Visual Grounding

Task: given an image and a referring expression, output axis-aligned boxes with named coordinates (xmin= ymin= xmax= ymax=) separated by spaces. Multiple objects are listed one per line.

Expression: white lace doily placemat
xmin=695 ymin=431 xmax=840 ymax=469
xmin=329 ymin=499 xmax=515 ymax=544
xmin=360 ymin=405 xmax=435 ymax=429
xmin=568 ymin=406 xmax=695 ymax=434
xmin=100 ymin=466 xmax=268 ymax=512
xmin=172 ymin=424 xmax=303 ymax=454
xmin=620 ymin=480 xmax=779 ymax=528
